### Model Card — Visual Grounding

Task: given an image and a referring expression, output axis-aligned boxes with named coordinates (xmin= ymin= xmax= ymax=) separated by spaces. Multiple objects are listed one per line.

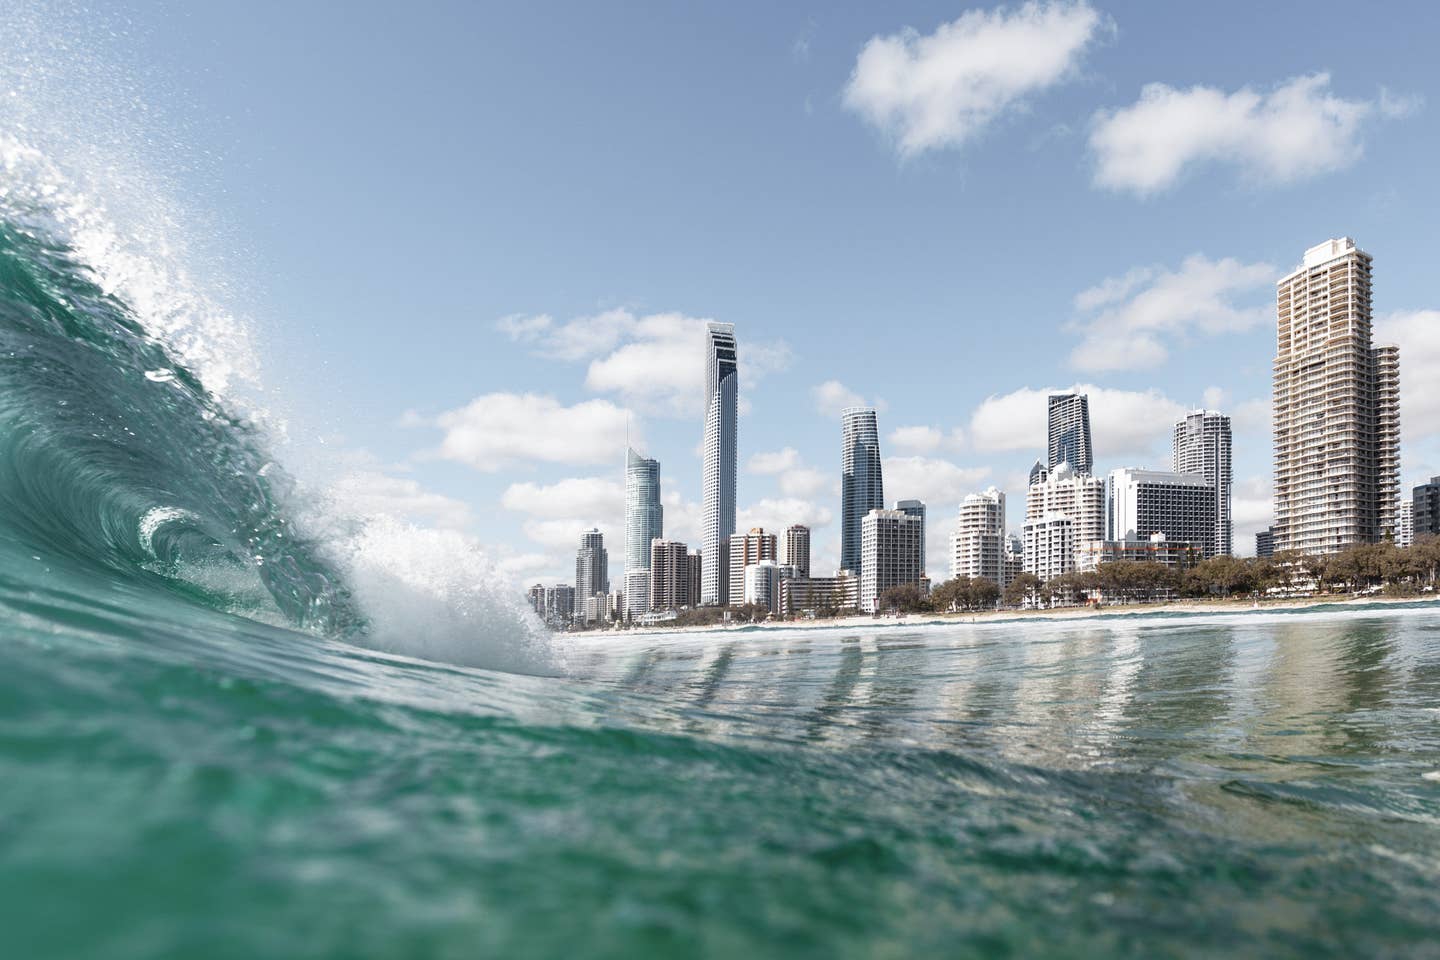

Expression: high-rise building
xmin=623 ymin=446 xmax=663 ymax=620
xmin=859 ymin=508 xmax=926 ymax=613
xmin=527 ymin=583 xmax=546 ymax=616
xmin=544 ymin=584 xmax=575 ymax=626
xmin=782 ymin=524 xmax=811 ymax=578
xmin=728 ymin=527 xmax=778 ymax=605
xmin=841 ymin=407 xmax=884 ymax=574
xmin=743 ymin=560 xmax=794 ymax=615
xmin=1173 ymin=410 xmax=1233 ymax=556
xmin=1024 ymin=462 xmax=1104 ymax=580
xmin=1002 ymin=535 xmax=1024 ymax=587
xmin=1273 ymin=238 xmax=1401 ymax=554
xmin=1023 ymin=514 xmax=1075 ymax=583
xmin=624 ymin=447 xmax=663 ymax=574
xmin=1048 ymin=393 xmax=1093 ymax=475
xmin=1398 ymin=499 xmax=1414 ymax=549
xmin=1255 ymin=527 xmax=1276 ymax=559
xmin=1414 ymin=478 xmax=1440 ymax=540
xmin=1106 ymin=468 xmax=1216 ymax=557
xmin=575 ymin=528 xmax=608 ymax=619
xmin=895 ymin=499 xmax=926 ymax=575
xmin=1029 ymin=460 xmax=1049 ymax=486
xmin=686 ymin=552 xmax=703 ymax=608
xmin=649 ymin=539 xmax=692 ymax=611
xmin=701 ymin=322 xmax=738 ymax=605
xmin=950 ymin=487 xmax=1008 ymax=586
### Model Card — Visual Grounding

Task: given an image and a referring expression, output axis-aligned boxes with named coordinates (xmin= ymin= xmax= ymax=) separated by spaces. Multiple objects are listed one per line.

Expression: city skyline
xmin=112 ymin=3 xmax=1440 ymax=589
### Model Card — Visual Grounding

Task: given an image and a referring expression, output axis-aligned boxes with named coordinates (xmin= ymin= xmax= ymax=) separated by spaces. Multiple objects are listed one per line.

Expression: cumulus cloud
xmin=430 ymin=393 xmax=632 ymax=471
xmin=883 ymin=456 xmax=991 ymax=511
xmin=501 ymin=477 xmax=625 ymax=523
xmin=812 ymin=380 xmax=885 ymax=417
xmin=1232 ymin=475 xmax=1274 ymax=557
xmin=844 ymin=0 xmax=1105 ymax=158
xmin=1090 ymin=73 xmax=1417 ymax=194
xmin=969 ymin=384 xmax=1188 ymax=461
xmin=1375 ymin=309 xmax=1440 ymax=443
xmin=1069 ymin=255 xmax=1276 ymax=372
xmin=499 ymin=476 xmax=626 ymax=553
xmin=888 ymin=424 xmax=965 ymax=454
xmin=328 ymin=472 xmax=475 ymax=531
xmin=748 ymin=447 xmax=831 ymax=499
xmin=498 ymin=308 xmax=790 ymax=415
xmin=737 ymin=498 xmax=834 ymax=536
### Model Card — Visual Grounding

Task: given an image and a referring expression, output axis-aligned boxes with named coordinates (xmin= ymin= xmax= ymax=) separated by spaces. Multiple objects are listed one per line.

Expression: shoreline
xmin=580 ymin=593 xmax=1440 ymax=638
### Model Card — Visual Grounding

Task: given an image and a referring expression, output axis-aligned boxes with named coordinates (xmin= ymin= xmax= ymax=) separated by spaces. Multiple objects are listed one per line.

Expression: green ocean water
xmin=2 ymin=123 xmax=1440 ymax=960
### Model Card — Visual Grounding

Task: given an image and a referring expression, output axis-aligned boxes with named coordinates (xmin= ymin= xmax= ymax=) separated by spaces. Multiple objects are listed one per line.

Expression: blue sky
xmin=8 ymin=0 xmax=1440 ymax=584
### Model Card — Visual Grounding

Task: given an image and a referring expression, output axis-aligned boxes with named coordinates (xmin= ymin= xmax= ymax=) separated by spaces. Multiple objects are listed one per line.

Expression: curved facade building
xmin=701 ymin=323 xmax=738 ymax=605
xmin=841 ymin=406 xmax=884 ymax=575
xmin=624 ymin=447 xmax=663 ymax=574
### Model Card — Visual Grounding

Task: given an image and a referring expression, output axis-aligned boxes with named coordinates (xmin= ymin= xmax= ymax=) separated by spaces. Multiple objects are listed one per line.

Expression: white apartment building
xmin=950 ymin=487 xmax=1009 ymax=586
xmin=1024 ymin=462 xmax=1104 ymax=579
xmin=1273 ymin=238 xmax=1400 ymax=554
xmin=728 ymin=527 xmax=778 ymax=607
xmin=1023 ymin=514 xmax=1075 ymax=582
xmin=860 ymin=509 xmax=926 ymax=612
xmin=1173 ymin=410 xmax=1233 ymax=556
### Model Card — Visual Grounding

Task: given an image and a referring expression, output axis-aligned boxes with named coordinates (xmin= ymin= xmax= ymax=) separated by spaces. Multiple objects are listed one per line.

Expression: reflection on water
xmin=579 ymin=608 xmax=1440 ymax=789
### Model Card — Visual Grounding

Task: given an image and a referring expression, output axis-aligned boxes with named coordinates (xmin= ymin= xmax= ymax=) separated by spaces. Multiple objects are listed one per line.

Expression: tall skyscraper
xmin=575 ymin=528 xmax=608 ymax=620
xmin=1173 ymin=410 xmax=1233 ymax=557
xmin=1274 ymin=238 xmax=1401 ymax=554
xmin=951 ymin=487 xmax=1007 ymax=586
xmin=624 ymin=447 xmax=663 ymax=616
xmin=728 ymin=527 xmax=778 ymax=606
xmin=895 ymin=500 xmax=927 ymax=575
xmin=841 ymin=406 xmax=884 ymax=574
xmin=1048 ymin=393 xmax=1093 ymax=475
xmin=701 ymin=323 xmax=738 ymax=605
xmin=859 ymin=509 xmax=926 ymax=613
xmin=782 ymin=524 xmax=811 ymax=579
xmin=1255 ymin=527 xmax=1276 ymax=559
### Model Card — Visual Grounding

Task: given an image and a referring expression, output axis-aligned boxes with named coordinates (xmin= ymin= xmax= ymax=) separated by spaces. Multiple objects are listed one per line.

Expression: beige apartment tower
xmin=1273 ymin=238 xmax=1400 ymax=555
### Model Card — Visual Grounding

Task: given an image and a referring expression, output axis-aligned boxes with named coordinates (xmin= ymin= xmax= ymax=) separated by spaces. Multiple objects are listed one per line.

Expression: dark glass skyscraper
xmin=1047 ymin=393 xmax=1093 ymax=475
xmin=841 ymin=407 xmax=884 ymax=575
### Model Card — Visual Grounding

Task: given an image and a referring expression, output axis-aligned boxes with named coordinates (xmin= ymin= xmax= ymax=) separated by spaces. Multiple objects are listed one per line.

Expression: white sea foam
xmin=337 ymin=516 xmax=559 ymax=675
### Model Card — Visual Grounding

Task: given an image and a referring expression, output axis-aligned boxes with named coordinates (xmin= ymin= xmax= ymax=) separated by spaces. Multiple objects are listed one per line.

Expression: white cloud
xmin=1090 ymin=73 xmax=1416 ymax=195
xmin=431 ymin=393 xmax=632 ymax=471
xmin=1233 ymin=475 xmax=1273 ymax=557
xmin=749 ymin=447 xmax=803 ymax=474
xmin=1375 ymin=309 xmax=1440 ymax=443
xmin=888 ymin=424 xmax=965 ymax=454
xmin=498 ymin=308 xmax=790 ymax=416
xmin=495 ymin=313 xmax=553 ymax=343
xmin=883 ymin=456 xmax=990 ymax=511
xmin=969 ymin=384 xmax=1188 ymax=461
xmin=812 ymin=379 xmax=884 ymax=417
xmin=844 ymin=0 xmax=1105 ymax=158
xmin=328 ymin=472 xmax=474 ymax=531
xmin=1069 ymin=255 xmax=1276 ymax=372
xmin=501 ymin=477 xmax=625 ymax=523
xmin=748 ymin=447 xmax=832 ymax=498
xmin=500 ymin=476 xmax=626 ymax=554
xmin=737 ymin=498 xmax=834 ymax=536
